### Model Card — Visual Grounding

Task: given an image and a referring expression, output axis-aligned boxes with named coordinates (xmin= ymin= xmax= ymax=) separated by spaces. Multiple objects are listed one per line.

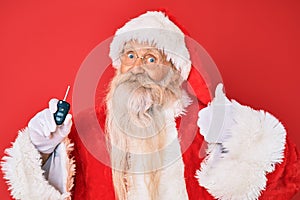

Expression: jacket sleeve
xmin=259 ymin=137 xmax=300 ymax=199
xmin=195 ymin=98 xmax=296 ymax=200
xmin=1 ymin=128 xmax=75 ymax=200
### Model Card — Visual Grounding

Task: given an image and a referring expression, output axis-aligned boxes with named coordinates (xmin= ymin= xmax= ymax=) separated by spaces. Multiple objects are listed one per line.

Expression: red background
xmin=0 ymin=0 xmax=299 ymax=199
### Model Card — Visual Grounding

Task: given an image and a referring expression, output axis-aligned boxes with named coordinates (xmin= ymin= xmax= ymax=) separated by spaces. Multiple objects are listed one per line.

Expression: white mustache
xmin=116 ymin=64 xmax=182 ymax=88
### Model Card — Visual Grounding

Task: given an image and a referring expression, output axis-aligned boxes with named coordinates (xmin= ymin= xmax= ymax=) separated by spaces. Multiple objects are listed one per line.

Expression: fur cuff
xmin=196 ymin=100 xmax=286 ymax=200
xmin=1 ymin=128 xmax=75 ymax=200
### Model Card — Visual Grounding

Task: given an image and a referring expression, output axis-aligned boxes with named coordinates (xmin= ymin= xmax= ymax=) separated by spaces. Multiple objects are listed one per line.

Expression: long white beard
xmin=105 ymin=67 xmax=190 ymax=200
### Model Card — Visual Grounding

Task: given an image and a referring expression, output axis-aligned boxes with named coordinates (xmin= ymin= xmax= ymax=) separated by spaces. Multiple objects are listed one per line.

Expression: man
xmin=2 ymin=11 xmax=300 ymax=200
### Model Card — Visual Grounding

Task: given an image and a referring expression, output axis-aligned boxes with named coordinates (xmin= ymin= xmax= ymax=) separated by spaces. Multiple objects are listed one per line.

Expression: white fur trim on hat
xmin=109 ymin=11 xmax=191 ymax=80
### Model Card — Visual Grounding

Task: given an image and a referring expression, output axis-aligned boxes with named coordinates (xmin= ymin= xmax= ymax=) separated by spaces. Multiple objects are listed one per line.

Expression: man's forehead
xmin=123 ymin=40 xmax=158 ymax=51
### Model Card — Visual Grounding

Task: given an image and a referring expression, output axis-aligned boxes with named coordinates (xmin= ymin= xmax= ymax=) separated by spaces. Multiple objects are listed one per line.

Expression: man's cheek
xmin=120 ymin=64 xmax=132 ymax=74
xmin=147 ymin=67 xmax=170 ymax=82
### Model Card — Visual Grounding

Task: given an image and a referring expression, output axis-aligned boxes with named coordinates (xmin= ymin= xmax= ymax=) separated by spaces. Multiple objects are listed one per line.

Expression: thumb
xmin=214 ymin=83 xmax=231 ymax=105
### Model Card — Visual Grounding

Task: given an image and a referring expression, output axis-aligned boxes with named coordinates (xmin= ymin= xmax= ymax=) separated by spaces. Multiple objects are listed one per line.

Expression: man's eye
xmin=127 ymin=53 xmax=135 ymax=59
xmin=147 ymin=57 xmax=156 ymax=63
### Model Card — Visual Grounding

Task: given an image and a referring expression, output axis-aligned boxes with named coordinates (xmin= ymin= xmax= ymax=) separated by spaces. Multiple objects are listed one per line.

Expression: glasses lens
xmin=121 ymin=51 xmax=137 ymax=66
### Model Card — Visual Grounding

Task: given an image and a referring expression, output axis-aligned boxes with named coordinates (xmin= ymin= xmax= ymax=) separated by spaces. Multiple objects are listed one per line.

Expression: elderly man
xmin=2 ymin=11 xmax=300 ymax=200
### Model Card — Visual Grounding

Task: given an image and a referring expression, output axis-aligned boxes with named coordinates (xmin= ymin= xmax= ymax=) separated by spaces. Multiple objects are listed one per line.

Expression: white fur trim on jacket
xmin=196 ymin=100 xmax=286 ymax=200
xmin=1 ymin=128 xmax=75 ymax=200
xmin=109 ymin=11 xmax=191 ymax=80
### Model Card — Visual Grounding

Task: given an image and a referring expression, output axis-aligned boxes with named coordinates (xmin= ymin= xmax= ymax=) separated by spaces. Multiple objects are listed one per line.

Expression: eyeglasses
xmin=120 ymin=49 xmax=163 ymax=66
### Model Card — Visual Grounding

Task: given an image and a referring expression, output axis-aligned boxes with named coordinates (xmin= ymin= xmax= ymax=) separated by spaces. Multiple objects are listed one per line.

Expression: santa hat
xmin=109 ymin=11 xmax=191 ymax=80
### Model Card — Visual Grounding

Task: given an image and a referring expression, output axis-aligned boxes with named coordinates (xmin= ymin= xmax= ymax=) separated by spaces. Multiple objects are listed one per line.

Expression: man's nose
xmin=130 ymin=65 xmax=145 ymax=74
xmin=134 ymin=56 xmax=143 ymax=66
xmin=130 ymin=58 xmax=145 ymax=74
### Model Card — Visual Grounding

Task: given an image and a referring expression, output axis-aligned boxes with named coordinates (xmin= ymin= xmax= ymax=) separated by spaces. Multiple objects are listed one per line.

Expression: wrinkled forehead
xmin=122 ymin=40 xmax=164 ymax=54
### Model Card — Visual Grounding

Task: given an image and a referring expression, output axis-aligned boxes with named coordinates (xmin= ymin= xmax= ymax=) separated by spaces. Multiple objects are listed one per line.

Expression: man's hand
xmin=28 ymin=99 xmax=72 ymax=155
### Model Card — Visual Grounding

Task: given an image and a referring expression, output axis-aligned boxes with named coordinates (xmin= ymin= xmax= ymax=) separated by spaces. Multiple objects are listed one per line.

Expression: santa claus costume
xmin=2 ymin=11 xmax=300 ymax=200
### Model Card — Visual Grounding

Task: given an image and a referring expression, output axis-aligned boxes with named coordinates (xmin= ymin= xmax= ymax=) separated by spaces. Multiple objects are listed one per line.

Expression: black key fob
xmin=54 ymin=100 xmax=70 ymax=125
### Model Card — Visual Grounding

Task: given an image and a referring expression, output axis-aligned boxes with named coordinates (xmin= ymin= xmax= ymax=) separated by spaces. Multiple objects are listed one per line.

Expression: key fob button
xmin=57 ymin=112 xmax=64 ymax=117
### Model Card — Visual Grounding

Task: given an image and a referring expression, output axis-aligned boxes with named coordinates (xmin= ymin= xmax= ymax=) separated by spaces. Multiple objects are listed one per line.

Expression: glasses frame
xmin=120 ymin=47 xmax=164 ymax=67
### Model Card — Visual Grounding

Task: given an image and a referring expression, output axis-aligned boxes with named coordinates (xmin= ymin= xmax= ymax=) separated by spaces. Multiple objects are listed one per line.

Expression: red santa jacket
xmin=68 ymin=67 xmax=300 ymax=200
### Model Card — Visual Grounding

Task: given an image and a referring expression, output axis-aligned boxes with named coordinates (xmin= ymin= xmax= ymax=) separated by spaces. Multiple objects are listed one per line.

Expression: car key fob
xmin=54 ymin=86 xmax=71 ymax=125
xmin=54 ymin=100 xmax=70 ymax=125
